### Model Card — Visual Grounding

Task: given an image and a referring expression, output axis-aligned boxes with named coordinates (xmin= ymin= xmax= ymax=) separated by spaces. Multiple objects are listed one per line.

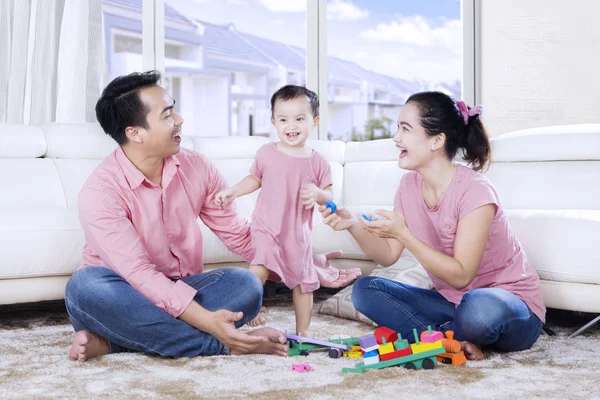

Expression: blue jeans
xmin=352 ymin=277 xmax=543 ymax=351
xmin=64 ymin=266 xmax=263 ymax=357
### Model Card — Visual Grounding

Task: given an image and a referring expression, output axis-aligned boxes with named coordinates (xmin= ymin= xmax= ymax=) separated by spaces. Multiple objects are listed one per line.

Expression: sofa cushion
xmin=0 ymin=210 xmax=84 ymax=279
xmin=492 ymin=124 xmax=600 ymax=162
xmin=0 ymin=159 xmax=67 ymax=208
xmin=0 ymin=123 xmax=46 ymax=158
xmin=507 ymin=209 xmax=600 ymax=285
xmin=486 ymin=161 xmax=600 ymax=210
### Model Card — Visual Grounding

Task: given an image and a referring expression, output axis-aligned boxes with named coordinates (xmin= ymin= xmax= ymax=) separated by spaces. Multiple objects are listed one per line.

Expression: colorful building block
xmin=363 ymin=353 xmax=380 ymax=366
xmin=393 ymin=334 xmax=409 ymax=351
xmin=411 ymin=340 xmax=443 ymax=354
xmin=380 ymin=347 xmax=412 ymax=361
xmin=344 ymin=351 xmax=363 ymax=359
xmin=421 ymin=326 xmax=443 ymax=343
xmin=374 ymin=326 xmax=398 ymax=345
xmin=358 ymin=334 xmax=379 ymax=353
xmin=378 ymin=338 xmax=395 ymax=355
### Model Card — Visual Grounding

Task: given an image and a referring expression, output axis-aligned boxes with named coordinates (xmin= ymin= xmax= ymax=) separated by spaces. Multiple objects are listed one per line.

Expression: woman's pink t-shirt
xmin=395 ymin=164 xmax=546 ymax=323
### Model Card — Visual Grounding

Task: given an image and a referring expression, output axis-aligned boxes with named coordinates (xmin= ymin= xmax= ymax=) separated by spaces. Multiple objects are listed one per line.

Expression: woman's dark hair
xmin=270 ymin=85 xmax=319 ymax=119
xmin=405 ymin=91 xmax=491 ymax=172
xmin=95 ymin=70 xmax=162 ymax=145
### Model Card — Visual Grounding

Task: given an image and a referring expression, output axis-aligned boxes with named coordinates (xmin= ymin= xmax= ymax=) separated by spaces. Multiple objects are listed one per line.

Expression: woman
xmin=320 ymin=92 xmax=545 ymax=360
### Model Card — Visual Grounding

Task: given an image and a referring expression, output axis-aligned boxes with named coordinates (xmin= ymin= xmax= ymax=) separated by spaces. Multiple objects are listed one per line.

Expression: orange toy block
xmin=374 ymin=327 xmax=398 ymax=345
xmin=441 ymin=331 xmax=461 ymax=353
xmin=380 ymin=347 xmax=412 ymax=361
xmin=436 ymin=351 xmax=467 ymax=366
xmin=420 ymin=326 xmax=443 ymax=343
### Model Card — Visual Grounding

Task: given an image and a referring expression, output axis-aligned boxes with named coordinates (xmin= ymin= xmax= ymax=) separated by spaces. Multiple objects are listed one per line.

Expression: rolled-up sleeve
xmin=78 ymin=188 xmax=197 ymax=317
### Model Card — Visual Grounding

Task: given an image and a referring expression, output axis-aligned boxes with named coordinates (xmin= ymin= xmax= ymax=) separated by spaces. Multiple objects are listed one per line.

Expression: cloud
xmin=361 ymin=16 xmax=461 ymax=49
xmin=257 ymin=0 xmax=305 ymax=12
xmin=328 ymin=0 xmax=369 ymax=21
xmin=257 ymin=0 xmax=368 ymax=21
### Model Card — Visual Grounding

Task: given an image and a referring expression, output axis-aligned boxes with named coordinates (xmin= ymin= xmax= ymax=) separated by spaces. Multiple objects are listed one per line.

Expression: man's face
xmin=134 ymin=85 xmax=184 ymax=158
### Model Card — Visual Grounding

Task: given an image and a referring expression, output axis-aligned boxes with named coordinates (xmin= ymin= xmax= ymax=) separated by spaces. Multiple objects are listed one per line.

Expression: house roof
xmin=103 ymin=0 xmax=194 ymax=25
xmin=200 ymin=22 xmax=274 ymax=67
xmin=239 ymin=33 xmax=305 ymax=71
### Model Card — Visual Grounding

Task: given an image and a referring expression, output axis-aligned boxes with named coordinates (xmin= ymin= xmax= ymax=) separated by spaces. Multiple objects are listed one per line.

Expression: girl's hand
xmin=300 ymin=184 xmax=319 ymax=209
xmin=359 ymin=209 xmax=408 ymax=240
xmin=319 ymin=204 xmax=356 ymax=231
xmin=214 ymin=187 xmax=237 ymax=208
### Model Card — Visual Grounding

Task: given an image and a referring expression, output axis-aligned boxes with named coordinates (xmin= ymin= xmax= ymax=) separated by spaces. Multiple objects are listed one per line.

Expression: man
xmin=66 ymin=71 xmax=292 ymax=361
xmin=66 ymin=71 xmax=356 ymax=361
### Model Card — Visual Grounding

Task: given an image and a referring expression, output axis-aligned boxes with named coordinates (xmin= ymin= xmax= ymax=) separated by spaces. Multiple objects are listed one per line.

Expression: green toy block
xmin=329 ymin=337 xmax=360 ymax=347
xmin=393 ymin=333 xmax=409 ymax=351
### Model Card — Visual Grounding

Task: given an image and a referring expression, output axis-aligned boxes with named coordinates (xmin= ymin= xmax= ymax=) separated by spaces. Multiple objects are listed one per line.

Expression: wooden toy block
xmin=363 ymin=350 xmax=379 ymax=358
xmin=378 ymin=342 xmax=395 ymax=355
xmin=441 ymin=330 xmax=461 ymax=353
xmin=364 ymin=354 xmax=380 ymax=366
xmin=343 ymin=351 xmax=363 ymax=359
xmin=380 ymin=347 xmax=412 ymax=361
xmin=374 ymin=327 xmax=398 ymax=345
xmin=421 ymin=327 xmax=443 ymax=343
xmin=410 ymin=340 xmax=443 ymax=354
xmin=436 ymin=351 xmax=467 ymax=366
xmin=358 ymin=334 xmax=378 ymax=350
xmin=393 ymin=337 xmax=409 ymax=351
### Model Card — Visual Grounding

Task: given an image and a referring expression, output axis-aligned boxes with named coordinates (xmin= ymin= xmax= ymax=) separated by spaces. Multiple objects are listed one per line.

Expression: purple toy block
xmin=358 ymin=334 xmax=378 ymax=350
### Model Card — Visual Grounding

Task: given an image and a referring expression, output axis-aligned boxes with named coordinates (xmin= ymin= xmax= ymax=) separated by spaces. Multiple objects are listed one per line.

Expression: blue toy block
xmin=325 ymin=200 xmax=337 ymax=213
xmin=362 ymin=213 xmax=372 ymax=222
xmin=363 ymin=350 xmax=379 ymax=358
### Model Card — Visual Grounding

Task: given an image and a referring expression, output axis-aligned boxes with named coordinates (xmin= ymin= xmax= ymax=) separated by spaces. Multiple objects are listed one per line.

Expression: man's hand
xmin=206 ymin=310 xmax=266 ymax=353
xmin=214 ymin=187 xmax=237 ymax=208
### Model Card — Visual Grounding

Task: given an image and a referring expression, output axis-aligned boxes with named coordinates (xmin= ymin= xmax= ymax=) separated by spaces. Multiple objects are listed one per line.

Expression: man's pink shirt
xmin=78 ymin=147 xmax=254 ymax=317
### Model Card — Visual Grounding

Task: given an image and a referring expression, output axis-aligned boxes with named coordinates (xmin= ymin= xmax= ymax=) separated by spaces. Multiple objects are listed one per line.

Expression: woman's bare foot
xmin=68 ymin=331 xmax=110 ymax=362
xmin=461 ymin=341 xmax=485 ymax=360
xmin=229 ymin=327 xmax=288 ymax=357
xmin=246 ymin=306 xmax=268 ymax=327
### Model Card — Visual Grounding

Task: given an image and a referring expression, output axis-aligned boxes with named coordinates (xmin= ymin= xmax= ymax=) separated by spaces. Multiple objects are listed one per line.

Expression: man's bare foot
xmin=229 ymin=327 xmax=289 ymax=357
xmin=461 ymin=341 xmax=485 ymax=360
xmin=68 ymin=331 xmax=110 ymax=362
xmin=247 ymin=306 xmax=268 ymax=327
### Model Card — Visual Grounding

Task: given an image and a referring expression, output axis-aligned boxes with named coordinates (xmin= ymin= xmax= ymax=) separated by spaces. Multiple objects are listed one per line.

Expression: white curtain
xmin=0 ymin=0 xmax=106 ymax=124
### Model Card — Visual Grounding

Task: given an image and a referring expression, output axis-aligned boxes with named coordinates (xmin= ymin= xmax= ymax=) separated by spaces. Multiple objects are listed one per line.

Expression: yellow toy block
xmin=343 ymin=351 xmax=363 ymax=359
xmin=410 ymin=340 xmax=443 ymax=354
xmin=378 ymin=342 xmax=395 ymax=355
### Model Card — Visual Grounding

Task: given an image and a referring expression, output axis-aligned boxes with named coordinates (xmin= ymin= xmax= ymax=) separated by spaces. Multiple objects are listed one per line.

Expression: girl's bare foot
xmin=229 ymin=327 xmax=288 ymax=357
xmin=247 ymin=306 xmax=268 ymax=327
xmin=68 ymin=331 xmax=110 ymax=362
xmin=461 ymin=341 xmax=485 ymax=360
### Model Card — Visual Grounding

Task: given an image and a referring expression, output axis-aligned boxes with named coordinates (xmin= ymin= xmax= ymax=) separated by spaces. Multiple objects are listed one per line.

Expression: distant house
xmin=101 ymin=0 xmax=459 ymax=140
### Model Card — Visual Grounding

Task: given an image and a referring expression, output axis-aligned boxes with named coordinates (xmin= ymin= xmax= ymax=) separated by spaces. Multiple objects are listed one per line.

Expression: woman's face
xmin=393 ymin=102 xmax=438 ymax=171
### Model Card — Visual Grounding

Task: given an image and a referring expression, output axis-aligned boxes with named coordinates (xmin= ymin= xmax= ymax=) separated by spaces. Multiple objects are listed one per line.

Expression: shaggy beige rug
xmin=1 ymin=297 xmax=599 ymax=400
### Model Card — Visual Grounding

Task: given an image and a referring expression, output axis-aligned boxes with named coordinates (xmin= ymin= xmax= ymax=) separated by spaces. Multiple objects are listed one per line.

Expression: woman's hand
xmin=319 ymin=204 xmax=356 ymax=231
xmin=359 ymin=209 xmax=408 ymax=241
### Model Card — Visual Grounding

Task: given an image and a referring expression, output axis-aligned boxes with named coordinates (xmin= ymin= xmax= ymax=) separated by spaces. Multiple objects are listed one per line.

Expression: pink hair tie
xmin=456 ymin=100 xmax=483 ymax=125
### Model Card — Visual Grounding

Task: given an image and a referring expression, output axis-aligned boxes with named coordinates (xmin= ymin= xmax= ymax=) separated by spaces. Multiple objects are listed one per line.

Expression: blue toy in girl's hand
xmin=325 ymin=200 xmax=337 ymax=213
xmin=362 ymin=214 xmax=373 ymax=222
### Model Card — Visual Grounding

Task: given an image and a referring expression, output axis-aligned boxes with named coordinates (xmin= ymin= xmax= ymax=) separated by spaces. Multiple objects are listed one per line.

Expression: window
xmin=161 ymin=0 xmax=306 ymax=138
xmin=326 ymin=0 xmax=463 ymax=141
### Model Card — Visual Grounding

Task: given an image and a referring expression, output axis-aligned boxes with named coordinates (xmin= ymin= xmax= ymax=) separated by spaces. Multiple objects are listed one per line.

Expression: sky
xmin=167 ymin=0 xmax=462 ymax=84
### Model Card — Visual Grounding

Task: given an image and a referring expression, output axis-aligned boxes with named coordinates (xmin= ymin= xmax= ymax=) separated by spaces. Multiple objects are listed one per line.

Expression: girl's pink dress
xmin=250 ymin=143 xmax=332 ymax=292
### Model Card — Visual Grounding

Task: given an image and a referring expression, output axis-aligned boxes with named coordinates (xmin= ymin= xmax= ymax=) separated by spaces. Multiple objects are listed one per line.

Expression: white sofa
xmin=1 ymin=122 xmax=599 ymax=332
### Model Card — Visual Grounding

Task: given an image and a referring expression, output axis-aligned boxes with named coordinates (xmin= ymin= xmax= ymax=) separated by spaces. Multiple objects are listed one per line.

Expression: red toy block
xmin=379 ymin=347 xmax=412 ymax=361
xmin=374 ymin=326 xmax=398 ymax=345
